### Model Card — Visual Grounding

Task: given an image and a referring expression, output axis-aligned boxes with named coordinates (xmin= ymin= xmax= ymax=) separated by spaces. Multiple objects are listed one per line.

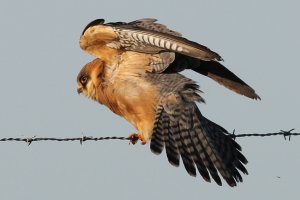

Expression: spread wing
xmin=80 ymin=19 xmax=260 ymax=99
xmin=80 ymin=18 xmax=222 ymax=61
xmin=149 ymin=78 xmax=248 ymax=186
xmin=151 ymin=103 xmax=248 ymax=186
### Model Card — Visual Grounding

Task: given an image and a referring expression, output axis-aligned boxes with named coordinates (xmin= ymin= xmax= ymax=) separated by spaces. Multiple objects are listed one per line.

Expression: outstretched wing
xmin=80 ymin=19 xmax=260 ymax=100
xmin=150 ymin=79 xmax=248 ymax=186
xmin=80 ymin=18 xmax=222 ymax=61
xmin=151 ymin=103 xmax=248 ymax=186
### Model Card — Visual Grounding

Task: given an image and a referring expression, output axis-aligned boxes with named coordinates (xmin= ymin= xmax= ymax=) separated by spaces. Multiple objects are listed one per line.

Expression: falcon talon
xmin=128 ymin=135 xmax=139 ymax=145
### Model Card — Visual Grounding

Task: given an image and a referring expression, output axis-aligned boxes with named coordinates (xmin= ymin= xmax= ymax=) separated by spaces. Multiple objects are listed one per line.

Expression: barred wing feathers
xmin=150 ymin=79 xmax=248 ymax=186
xmin=81 ymin=18 xmax=222 ymax=61
xmin=150 ymin=102 xmax=248 ymax=186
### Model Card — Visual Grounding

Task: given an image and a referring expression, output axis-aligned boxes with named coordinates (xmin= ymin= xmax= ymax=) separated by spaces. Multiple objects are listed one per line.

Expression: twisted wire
xmin=0 ymin=129 xmax=298 ymax=145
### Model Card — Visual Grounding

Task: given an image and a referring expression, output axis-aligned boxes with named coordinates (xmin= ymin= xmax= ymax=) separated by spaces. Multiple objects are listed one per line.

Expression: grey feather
xmin=149 ymin=73 xmax=248 ymax=186
xmin=150 ymin=105 xmax=165 ymax=154
xmin=128 ymin=18 xmax=182 ymax=37
xmin=149 ymin=52 xmax=175 ymax=73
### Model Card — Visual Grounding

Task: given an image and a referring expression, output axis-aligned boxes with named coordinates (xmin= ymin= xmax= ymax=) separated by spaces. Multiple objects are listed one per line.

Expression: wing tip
xmin=150 ymin=143 xmax=164 ymax=155
xmin=246 ymin=91 xmax=261 ymax=100
xmin=215 ymin=53 xmax=224 ymax=62
xmin=82 ymin=19 xmax=105 ymax=35
xmin=254 ymin=94 xmax=261 ymax=100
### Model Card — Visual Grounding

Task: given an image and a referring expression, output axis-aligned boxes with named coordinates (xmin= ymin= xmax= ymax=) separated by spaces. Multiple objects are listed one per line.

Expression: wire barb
xmin=25 ymin=136 xmax=36 ymax=146
xmin=0 ymin=129 xmax=299 ymax=145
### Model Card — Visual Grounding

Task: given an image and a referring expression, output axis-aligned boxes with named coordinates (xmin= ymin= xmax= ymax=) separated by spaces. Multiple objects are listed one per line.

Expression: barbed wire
xmin=230 ymin=129 xmax=298 ymax=141
xmin=0 ymin=129 xmax=298 ymax=146
xmin=0 ymin=135 xmax=128 ymax=146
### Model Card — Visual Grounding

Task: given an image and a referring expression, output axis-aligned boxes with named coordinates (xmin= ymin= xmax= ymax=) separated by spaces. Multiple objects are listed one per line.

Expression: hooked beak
xmin=77 ymin=88 xmax=83 ymax=94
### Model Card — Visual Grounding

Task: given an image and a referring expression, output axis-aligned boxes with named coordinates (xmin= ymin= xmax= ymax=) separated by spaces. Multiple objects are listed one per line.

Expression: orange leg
xmin=127 ymin=133 xmax=147 ymax=145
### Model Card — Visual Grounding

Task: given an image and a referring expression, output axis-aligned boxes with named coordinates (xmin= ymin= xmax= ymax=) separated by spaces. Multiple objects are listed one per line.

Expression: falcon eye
xmin=80 ymin=76 xmax=88 ymax=85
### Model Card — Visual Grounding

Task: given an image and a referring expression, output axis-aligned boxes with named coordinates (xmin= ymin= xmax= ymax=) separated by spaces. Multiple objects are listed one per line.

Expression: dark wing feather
xmin=188 ymin=128 xmax=212 ymax=182
xmin=149 ymin=77 xmax=248 ymax=186
xmin=193 ymin=62 xmax=260 ymax=100
xmin=166 ymin=54 xmax=260 ymax=100
xmin=150 ymin=101 xmax=248 ymax=186
xmin=150 ymin=105 xmax=165 ymax=154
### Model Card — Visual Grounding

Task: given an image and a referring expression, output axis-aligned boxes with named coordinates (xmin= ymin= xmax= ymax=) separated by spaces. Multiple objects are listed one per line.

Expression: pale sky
xmin=0 ymin=0 xmax=299 ymax=199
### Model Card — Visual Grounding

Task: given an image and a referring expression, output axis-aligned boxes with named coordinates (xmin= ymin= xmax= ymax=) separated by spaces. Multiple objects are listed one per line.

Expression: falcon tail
xmin=150 ymin=103 xmax=248 ymax=187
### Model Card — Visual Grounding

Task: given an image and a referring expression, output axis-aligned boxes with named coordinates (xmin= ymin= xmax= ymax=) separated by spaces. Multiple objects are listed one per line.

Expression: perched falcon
xmin=77 ymin=18 xmax=260 ymax=187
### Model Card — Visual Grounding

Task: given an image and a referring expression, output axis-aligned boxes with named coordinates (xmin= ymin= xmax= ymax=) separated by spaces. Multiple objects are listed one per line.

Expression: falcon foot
xmin=128 ymin=133 xmax=146 ymax=145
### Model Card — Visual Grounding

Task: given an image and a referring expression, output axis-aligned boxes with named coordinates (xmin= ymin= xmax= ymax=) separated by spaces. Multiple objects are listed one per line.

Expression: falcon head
xmin=77 ymin=58 xmax=104 ymax=100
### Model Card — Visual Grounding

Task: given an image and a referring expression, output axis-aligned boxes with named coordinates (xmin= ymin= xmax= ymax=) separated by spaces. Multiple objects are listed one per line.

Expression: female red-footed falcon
xmin=76 ymin=18 xmax=260 ymax=187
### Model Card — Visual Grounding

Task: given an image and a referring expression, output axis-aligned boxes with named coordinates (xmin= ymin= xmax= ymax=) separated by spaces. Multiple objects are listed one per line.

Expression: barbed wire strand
xmin=230 ymin=129 xmax=298 ymax=141
xmin=0 ymin=129 xmax=298 ymax=146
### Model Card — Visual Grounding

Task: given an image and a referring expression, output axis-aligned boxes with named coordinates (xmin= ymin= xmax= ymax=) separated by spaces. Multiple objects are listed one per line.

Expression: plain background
xmin=0 ymin=0 xmax=299 ymax=199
